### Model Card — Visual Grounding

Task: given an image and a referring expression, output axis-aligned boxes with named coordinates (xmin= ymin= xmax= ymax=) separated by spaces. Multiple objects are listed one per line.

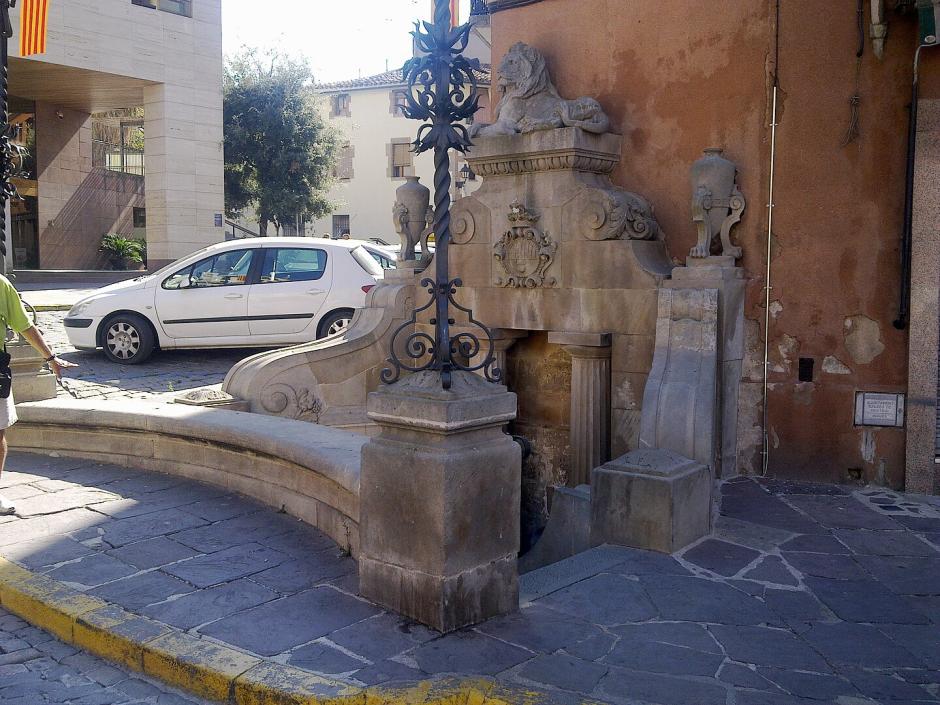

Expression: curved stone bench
xmin=6 ymin=398 xmax=365 ymax=555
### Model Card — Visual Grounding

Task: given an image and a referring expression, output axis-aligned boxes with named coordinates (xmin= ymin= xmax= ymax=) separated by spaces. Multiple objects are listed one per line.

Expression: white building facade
xmin=9 ymin=0 xmax=225 ymax=269
xmin=309 ymin=10 xmax=492 ymax=244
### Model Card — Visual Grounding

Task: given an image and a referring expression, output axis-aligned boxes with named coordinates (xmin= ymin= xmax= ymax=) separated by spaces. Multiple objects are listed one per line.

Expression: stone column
xmin=905 ymin=98 xmax=940 ymax=495
xmin=143 ymin=78 xmax=224 ymax=268
xmin=548 ymin=332 xmax=612 ymax=487
xmin=360 ymin=370 xmax=520 ymax=632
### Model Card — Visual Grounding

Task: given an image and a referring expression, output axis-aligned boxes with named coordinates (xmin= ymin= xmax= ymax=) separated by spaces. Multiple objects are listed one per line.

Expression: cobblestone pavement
xmin=0 ymin=608 xmax=213 ymax=704
xmin=36 ymin=311 xmax=265 ymax=402
xmin=1 ymin=451 xmax=940 ymax=705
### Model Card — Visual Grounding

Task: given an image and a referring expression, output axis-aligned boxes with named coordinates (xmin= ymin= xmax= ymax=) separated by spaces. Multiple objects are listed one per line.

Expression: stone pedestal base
xmin=668 ymin=257 xmax=746 ymax=477
xmin=360 ymin=370 xmax=520 ymax=632
xmin=9 ymin=339 xmax=56 ymax=403
xmin=591 ymin=448 xmax=712 ymax=553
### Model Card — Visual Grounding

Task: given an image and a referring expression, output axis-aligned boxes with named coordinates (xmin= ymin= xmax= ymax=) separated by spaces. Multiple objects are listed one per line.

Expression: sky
xmin=221 ymin=0 xmax=472 ymax=84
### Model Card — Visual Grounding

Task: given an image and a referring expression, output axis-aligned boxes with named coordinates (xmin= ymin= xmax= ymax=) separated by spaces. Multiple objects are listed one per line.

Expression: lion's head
xmin=497 ymin=42 xmax=556 ymax=101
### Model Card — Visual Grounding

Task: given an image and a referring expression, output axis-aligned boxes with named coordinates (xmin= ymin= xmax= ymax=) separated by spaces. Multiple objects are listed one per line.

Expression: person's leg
xmin=0 ymin=430 xmax=11 ymax=515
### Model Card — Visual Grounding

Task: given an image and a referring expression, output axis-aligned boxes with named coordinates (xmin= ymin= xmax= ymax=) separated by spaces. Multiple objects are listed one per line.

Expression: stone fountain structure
xmin=222 ymin=42 xmax=750 ymax=572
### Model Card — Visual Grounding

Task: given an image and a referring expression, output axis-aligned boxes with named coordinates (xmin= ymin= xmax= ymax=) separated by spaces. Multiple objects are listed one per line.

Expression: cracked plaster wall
xmin=491 ymin=0 xmax=940 ymax=488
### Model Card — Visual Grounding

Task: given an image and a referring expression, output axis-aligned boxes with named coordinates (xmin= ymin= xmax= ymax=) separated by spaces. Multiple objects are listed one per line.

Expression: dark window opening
xmin=798 ymin=357 xmax=815 ymax=383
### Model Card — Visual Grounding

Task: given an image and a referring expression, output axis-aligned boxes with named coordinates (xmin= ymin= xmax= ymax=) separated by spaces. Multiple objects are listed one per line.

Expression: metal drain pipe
xmin=761 ymin=84 xmax=780 ymax=477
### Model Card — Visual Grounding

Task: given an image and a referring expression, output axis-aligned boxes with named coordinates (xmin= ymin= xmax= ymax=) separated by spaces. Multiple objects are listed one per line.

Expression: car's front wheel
xmin=317 ymin=309 xmax=355 ymax=339
xmin=101 ymin=314 xmax=156 ymax=365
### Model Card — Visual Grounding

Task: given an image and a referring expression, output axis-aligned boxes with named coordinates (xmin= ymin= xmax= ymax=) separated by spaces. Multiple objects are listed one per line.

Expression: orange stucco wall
xmin=490 ymin=0 xmax=939 ymax=486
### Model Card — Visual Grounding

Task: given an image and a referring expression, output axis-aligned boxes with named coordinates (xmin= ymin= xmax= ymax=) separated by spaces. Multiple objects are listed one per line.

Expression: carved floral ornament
xmin=261 ymin=383 xmax=324 ymax=422
xmin=494 ymin=201 xmax=557 ymax=288
xmin=576 ymin=186 xmax=661 ymax=242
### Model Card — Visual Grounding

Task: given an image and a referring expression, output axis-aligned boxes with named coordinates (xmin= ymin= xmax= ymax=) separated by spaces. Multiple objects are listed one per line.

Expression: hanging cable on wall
xmin=843 ymin=0 xmax=866 ymax=146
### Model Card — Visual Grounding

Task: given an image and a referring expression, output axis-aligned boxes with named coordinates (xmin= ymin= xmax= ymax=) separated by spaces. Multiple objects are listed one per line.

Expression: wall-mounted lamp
xmin=459 ymin=163 xmax=475 ymax=181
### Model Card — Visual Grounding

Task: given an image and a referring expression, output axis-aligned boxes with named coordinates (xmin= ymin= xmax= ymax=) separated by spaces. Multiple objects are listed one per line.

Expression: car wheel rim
xmin=106 ymin=322 xmax=141 ymax=359
xmin=328 ymin=318 xmax=351 ymax=336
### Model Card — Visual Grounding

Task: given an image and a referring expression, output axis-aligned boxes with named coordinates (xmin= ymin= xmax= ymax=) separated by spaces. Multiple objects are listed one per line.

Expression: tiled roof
xmin=318 ymin=65 xmax=491 ymax=91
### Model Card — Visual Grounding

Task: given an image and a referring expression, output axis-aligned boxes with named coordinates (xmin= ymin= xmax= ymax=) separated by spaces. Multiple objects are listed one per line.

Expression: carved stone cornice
xmin=468 ymin=127 xmax=622 ymax=177
xmin=471 ymin=149 xmax=619 ymax=177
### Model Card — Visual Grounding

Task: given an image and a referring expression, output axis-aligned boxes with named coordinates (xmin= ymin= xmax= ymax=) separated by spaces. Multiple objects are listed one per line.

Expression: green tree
xmin=224 ymin=48 xmax=338 ymax=235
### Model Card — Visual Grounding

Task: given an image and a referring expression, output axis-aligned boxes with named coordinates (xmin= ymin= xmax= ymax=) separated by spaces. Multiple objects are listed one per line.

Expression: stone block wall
xmin=504 ymin=332 xmax=571 ymax=551
xmin=36 ymin=103 xmax=145 ymax=270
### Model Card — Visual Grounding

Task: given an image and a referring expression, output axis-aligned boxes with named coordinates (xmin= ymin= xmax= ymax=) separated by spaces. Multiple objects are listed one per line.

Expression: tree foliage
xmin=224 ymin=49 xmax=338 ymax=235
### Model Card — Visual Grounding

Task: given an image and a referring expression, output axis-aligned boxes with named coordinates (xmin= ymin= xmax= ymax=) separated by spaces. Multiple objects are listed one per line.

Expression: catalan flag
xmin=20 ymin=0 xmax=50 ymax=57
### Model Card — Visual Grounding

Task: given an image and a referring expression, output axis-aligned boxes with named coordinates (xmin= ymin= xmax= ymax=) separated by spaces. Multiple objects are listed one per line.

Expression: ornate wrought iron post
xmin=0 ymin=1 xmax=14 ymax=278
xmin=381 ymin=0 xmax=499 ymax=390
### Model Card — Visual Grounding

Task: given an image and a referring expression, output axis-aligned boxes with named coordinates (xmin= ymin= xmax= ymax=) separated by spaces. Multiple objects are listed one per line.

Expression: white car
xmin=64 ymin=238 xmax=384 ymax=364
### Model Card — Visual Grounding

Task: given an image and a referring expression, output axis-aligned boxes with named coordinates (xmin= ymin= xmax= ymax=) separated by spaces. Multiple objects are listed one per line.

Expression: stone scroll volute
xmin=566 ymin=187 xmax=662 ymax=242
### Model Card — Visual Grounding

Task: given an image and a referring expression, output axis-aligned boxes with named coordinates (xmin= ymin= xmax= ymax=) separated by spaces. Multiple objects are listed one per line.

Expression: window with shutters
xmin=390 ymin=141 xmax=414 ymax=179
xmin=330 ymin=93 xmax=351 ymax=118
xmin=333 ymin=143 xmax=354 ymax=181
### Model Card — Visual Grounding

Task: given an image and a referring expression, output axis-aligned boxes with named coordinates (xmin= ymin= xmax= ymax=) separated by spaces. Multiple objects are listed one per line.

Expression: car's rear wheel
xmin=317 ymin=309 xmax=354 ymax=339
xmin=101 ymin=314 xmax=155 ymax=365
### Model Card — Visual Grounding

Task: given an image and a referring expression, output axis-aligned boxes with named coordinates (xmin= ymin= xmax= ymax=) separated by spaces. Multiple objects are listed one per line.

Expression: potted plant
xmin=100 ymin=234 xmax=145 ymax=271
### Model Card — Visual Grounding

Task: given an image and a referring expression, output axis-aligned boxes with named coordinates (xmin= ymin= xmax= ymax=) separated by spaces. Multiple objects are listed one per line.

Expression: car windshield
xmin=351 ymin=246 xmax=383 ymax=277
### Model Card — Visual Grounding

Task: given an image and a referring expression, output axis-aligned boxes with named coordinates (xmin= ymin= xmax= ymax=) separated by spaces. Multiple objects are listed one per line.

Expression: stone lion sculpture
xmin=470 ymin=42 xmax=610 ymax=137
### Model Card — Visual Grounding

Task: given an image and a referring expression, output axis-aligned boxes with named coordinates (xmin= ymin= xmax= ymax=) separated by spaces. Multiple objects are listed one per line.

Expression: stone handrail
xmin=222 ymin=271 xmax=418 ymax=434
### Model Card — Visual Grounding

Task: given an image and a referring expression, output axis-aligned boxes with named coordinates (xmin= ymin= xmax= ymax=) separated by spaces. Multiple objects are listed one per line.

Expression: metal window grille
xmin=92 ymin=119 xmax=145 ymax=176
xmin=332 ymin=215 xmax=350 ymax=238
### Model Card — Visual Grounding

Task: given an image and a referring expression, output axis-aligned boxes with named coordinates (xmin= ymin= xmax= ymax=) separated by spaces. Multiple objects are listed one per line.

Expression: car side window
xmin=369 ymin=251 xmax=395 ymax=270
xmin=163 ymin=249 xmax=255 ymax=290
xmin=258 ymin=248 xmax=327 ymax=284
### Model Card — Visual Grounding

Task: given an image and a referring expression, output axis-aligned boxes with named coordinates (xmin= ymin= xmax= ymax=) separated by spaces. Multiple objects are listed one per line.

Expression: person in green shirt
xmin=0 ymin=274 xmax=76 ymax=515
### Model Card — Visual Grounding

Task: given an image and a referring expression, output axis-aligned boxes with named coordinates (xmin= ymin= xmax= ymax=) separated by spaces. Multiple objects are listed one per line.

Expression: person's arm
xmin=19 ymin=326 xmax=76 ymax=379
xmin=0 ymin=282 xmax=75 ymax=380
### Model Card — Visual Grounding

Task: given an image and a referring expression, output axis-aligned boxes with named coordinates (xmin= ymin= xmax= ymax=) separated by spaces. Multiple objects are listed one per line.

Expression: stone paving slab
xmin=0 ymin=450 xmax=939 ymax=705
xmin=0 ymin=606 xmax=214 ymax=704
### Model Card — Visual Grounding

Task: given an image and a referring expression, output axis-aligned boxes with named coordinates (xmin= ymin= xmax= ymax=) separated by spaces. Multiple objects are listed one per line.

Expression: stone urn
xmin=692 ymin=148 xmax=735 ymax=238
xmin=393 ymin=176 xmax=431 ymax=263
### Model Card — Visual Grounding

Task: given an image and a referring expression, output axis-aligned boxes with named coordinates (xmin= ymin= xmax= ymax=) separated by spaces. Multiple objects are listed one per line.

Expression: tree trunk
xmin=259 ymin=219 xmax=268 ymax=236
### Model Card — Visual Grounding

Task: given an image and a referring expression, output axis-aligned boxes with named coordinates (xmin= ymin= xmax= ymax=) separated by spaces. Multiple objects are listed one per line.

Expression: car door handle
xmin=224 ymin=293 xmax=244 ymax=300
xmin=306 ymin=289 xmax=326 ymax=295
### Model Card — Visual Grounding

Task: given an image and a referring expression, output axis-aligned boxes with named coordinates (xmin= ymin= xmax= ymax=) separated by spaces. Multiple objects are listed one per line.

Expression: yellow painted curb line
xmin=0 ymin=558 xmax=596 ymax=705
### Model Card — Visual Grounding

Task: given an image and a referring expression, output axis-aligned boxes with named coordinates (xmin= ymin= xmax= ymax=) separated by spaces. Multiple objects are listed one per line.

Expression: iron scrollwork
xmin=381 ymin=277 xmax=501 ymax=389
xmin=381 ymin=0 xmax=500 ymax=390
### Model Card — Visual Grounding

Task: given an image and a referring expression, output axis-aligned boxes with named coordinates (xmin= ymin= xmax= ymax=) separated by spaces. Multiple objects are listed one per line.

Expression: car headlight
xmin=67 ymin=301 xmax=91 ymax=318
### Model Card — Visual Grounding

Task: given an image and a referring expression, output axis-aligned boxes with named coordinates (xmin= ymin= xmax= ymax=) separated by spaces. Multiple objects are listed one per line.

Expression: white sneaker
xmin=0 ymin=495 xmax=15 ymax=516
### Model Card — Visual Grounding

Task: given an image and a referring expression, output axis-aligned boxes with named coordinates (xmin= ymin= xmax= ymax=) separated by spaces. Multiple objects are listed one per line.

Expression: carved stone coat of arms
xmin=494 ymin=201 xmax=557 ymax=288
